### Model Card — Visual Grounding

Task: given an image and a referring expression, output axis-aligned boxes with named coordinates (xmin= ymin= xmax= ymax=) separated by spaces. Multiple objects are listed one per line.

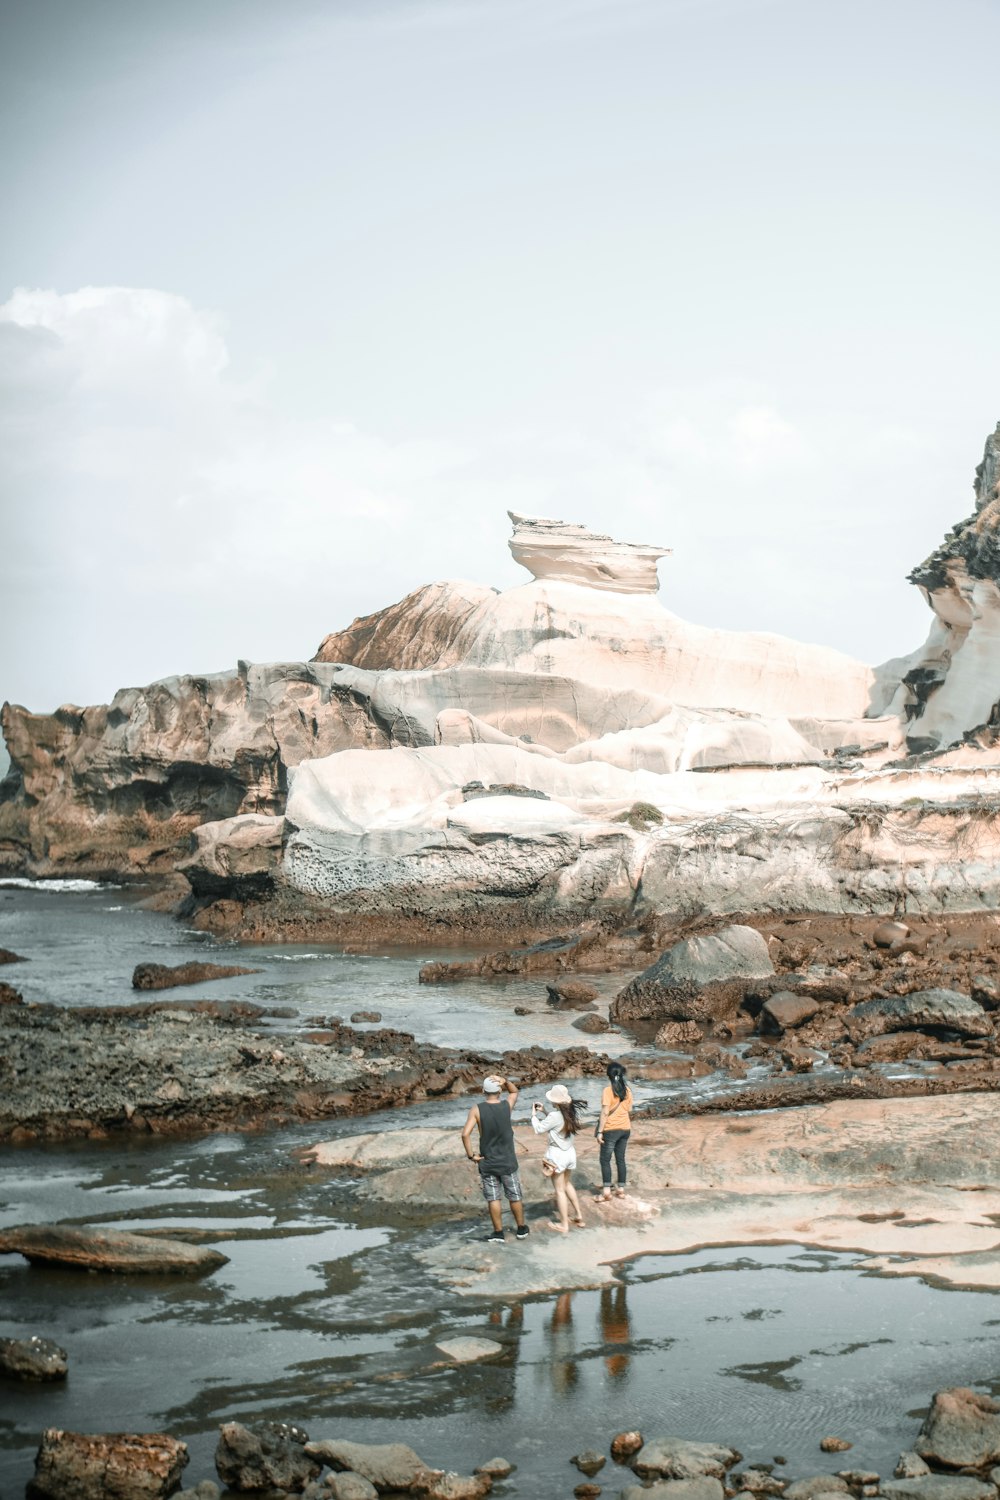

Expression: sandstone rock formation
xmin=0 ymin=1224 xmax=229 ymax=1275
xmin=900 ymin=422 xmax=1000 ymax=752
xmin=507 ymin=508 xmax=671 ymax=592
xmin=6 ymin=431 xmax=1000 ymax=935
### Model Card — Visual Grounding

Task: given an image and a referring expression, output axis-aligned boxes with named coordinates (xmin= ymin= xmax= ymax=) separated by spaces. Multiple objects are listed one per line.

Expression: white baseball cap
xmin=482 ymin=1076 xmax=502 ymax=1094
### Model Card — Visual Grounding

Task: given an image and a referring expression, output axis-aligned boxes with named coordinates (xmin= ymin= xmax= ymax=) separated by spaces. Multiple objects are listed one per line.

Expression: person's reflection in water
xmin=548 ymin=1291 xmax=579 ymax=1393
xmin=600 ymin=1283 xmax=631 ymax=1381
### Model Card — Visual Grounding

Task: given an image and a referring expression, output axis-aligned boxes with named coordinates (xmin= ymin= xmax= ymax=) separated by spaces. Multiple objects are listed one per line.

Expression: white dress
xmin=531 ymin=1108 xmax=577 ymax=1172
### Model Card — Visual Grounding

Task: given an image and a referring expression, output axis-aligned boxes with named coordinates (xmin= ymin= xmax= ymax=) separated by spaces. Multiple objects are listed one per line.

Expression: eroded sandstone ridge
xmin=4 ymin=436 xmax=1000 ymax=936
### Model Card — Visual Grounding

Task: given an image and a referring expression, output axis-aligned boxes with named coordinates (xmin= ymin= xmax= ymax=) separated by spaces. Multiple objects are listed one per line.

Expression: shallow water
xmin=2 ymin=886 xmax=996 ymax=1496
xmin=4 ymin=1122 xmax=1000 ymax=1496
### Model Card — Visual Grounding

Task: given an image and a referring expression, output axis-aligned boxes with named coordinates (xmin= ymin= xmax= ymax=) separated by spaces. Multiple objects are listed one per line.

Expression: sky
xmin=2 ymin=0 xmax=999 ymax=733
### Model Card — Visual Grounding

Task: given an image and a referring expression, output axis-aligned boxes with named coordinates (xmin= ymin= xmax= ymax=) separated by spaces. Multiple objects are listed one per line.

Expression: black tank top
xmin=478 ymin=1100 xmax=517 ymax=1176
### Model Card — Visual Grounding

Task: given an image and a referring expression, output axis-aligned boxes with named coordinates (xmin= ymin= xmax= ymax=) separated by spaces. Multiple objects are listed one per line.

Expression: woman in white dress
xmin=531 ymin=1084 xmax=585 ymax=1234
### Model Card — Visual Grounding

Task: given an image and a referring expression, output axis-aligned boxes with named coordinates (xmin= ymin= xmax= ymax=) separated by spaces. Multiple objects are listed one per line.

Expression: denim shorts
xmin=480 ymin=1169 xmax=523 ymax=1203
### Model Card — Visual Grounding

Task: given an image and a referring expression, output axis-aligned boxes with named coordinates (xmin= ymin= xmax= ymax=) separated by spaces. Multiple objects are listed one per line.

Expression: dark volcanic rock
xmin=546 ymin=981 xmax=599 ymax=1009
xmin=758 ymin=993 xmax=821 ymax=1035
xmin=612 ymin=925 xmax=774 ymax=1024
xmin=849 ymin=991 xmax=991 ymax=1040
xmin=215 ymin=1420 xmax=319 ymax=1492
xmin=29 ymin=1429 xmax=189 ymax=1499
xmin=132 ymin=961 xmax=259 ymax=991
xmin=0 ymin=946 xmax=25 ymax=963
xmin=0 ymin=1224 xmax=229 ymax=1275
xmin=0 ymin=999 xmax=611 ymax=1142
xmin=0 ymin=1335 xmax=68 ymax=1381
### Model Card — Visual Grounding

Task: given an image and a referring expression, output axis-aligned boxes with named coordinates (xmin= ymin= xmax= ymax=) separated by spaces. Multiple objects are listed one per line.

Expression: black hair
xmin=556 ymin=1100 xmax=580 ymax=1137
xmin=607 ymin=1061 xmax=628 ymax=1102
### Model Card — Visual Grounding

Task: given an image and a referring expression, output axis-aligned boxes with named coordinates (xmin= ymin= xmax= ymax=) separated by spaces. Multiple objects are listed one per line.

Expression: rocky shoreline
xmin=18 ymin=1386 xmax=1000 ymax=1500
xmin=0 ymin=991 xmax=611 ymax=1143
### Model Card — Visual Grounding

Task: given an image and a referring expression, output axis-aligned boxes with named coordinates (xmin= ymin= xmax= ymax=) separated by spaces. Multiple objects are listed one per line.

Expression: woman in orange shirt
xmin=595 ymin=1062 xmax=633 ymax=1200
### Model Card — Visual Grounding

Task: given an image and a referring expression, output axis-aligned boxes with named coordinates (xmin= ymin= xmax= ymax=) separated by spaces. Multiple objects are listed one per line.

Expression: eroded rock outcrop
xmin=901 ymin=423 xmax=1000 ymax=752
xmin=7 ymin=434 xmax=1000 ymax=930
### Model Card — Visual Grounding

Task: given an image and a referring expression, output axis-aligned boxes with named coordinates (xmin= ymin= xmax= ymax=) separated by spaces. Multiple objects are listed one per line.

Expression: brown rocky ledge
xmin=0 ymin=1001 xmax=611 ymax=1143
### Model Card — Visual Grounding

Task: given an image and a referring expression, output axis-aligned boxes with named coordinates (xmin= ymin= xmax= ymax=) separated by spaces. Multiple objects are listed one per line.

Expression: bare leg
xmin=565 ymin=1174 xmax=584 ymax=1226
xmin=510 ymin=1198 xmax=526 ymax=1229
xmin=547 ymin=1172 xmax=570 ymax=1232
xmin=488 ymin=1200 xmax=503 ymax=1232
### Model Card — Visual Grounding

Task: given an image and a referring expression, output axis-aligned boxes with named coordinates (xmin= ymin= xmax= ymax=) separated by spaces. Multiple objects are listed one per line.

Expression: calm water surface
xmin=1 ymin=884 xmax=997 ymax=1497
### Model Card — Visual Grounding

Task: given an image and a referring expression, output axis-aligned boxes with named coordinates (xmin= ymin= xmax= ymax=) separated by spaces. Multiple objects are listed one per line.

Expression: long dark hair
xmin=556 ymin=1101 xmax=580 ymax=1136
xmin=607 ymin=1062 xmax=629 ymax=1102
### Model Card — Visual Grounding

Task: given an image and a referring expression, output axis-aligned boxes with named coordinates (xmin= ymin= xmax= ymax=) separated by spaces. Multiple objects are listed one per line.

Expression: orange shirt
xmin=602 ymin=1085 xmax=633 ymax=1130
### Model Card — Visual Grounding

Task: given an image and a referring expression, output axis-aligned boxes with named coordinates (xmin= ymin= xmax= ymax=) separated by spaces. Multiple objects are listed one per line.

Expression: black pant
xmin=600 ymin=1129 xmax=630 ymax=1187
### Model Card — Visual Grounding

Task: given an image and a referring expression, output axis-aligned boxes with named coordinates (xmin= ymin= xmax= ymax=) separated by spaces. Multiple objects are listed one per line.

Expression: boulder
xmin=972 ymin=976 xmax=1000 ymax=1009
xmin=784 ymin=1480 xmax=849 ymax=1500
xmin=794 ymin=968 xmax=852 ymax=1002
xmin=304 ymin=1440 xmax=430 ymax=1491
xmin=655 ymin=1021 xmax=705 ymax=1048
xmin=731 ymin=1471 xmax=785 ymax=1494
xmin=214 ymin=1420 xmax=319 ymax=1492
xmin=328 ymin=1476 xmax=379 ymax=1500
xmin=612 ymin=927 xmax=774 ymax=1025
xmin=819 ymin=1439 xmax=852 ymax=1454
xmin=633 ymin=1437 xmax=741 ymax=1480
xmin=874 ymin=921 xmax=910 ymax=948
xmin=572 ymin=1450 xmax=606 ymax=1475
xmin=434 ymin=1337 xmax=504 ymax=1363
xmin=421 ymin=1476 xmax=492 ymax=1500
xmin=350 ymin=1011 xmax=382 ymax=1024
xmin=881 ymin=1480 xmax=995 ymax=1500
xmin=0 ymin=1335 xmax=68 ymax=1381
xmin=620 ymin=1481 xmax=725 ymax=1500
xmin=610 ymin=1431 xmax=644 ymax=1461
xmin=29 ymin=1430 xmax=189 ymax=1499
xmin=896 ymin=1457 xmax=932 ymax=1480
xmin=132 ymin=961 xmax=259 ymax=991
xmin=849 ymin=992 xmax=991 ymax=1040
xmin=546 ymin=981 xmax=599 ymax=1009
xmin=0 ymin=1224 xmax=228 ymax=1275
xmin=475 ymin=1459 xmax=514 ymax=1478
xmin=572 ymin=1013 xmax=610 ymax=1033
xmin=915 ymin=1388 xmax=1000 ymax=1469
xmin=758 ymin=993 xmax=821 ymax=1035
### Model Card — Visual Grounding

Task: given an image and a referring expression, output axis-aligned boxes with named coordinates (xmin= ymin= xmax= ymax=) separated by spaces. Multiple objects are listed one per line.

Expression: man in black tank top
xmin=461 ymin=1076 xmax=529 ymax=1243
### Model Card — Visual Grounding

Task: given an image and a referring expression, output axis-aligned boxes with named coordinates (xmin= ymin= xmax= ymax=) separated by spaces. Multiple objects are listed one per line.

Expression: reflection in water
xmin=601 ymin=1284 xmax=631 ymax=1382
xmin=548 ymin=1292 xmax=579 ymax=1394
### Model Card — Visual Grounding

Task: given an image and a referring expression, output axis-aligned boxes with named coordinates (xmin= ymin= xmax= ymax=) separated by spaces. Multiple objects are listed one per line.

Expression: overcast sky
xmin=2 ymin=0 xmax=999 ymax=728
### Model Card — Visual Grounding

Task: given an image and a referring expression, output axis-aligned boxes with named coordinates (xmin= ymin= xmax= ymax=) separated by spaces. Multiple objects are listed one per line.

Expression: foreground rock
xmin=29 ymin=1430 xmax=189 ymax=1499
xmin=0 ymin=1000 xmax=610 ymax=1142
xmin=132 ymin=960 xmax=259 ymax=991
xmin=215 ymin=1420 xmax=319 ymax=1492
xmin=633 ymin=1437 xmax=741 ymax=1480
xmin=916 ymin=1389 xmax=1000 ymax=1469
xmin=0 ymin=1335 xmax=68 ymax=1381
xmin=0 ymin=1224 xmax=228 ymax=1274
xmin=310 ymin=1094 xmax=1000 ymax=1298
xmin=611 ymin=925 xmax=775 ymax=1024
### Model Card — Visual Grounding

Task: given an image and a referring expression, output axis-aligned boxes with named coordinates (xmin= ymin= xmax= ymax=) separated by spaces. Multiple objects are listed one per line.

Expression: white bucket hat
xmin=545 ymin=1084 xmax=571 ymax=1104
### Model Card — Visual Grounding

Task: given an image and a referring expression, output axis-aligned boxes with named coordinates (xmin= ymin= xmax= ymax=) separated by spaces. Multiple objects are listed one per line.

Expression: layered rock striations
xmin=6 ymin=435 xmax=1000 ymax=931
